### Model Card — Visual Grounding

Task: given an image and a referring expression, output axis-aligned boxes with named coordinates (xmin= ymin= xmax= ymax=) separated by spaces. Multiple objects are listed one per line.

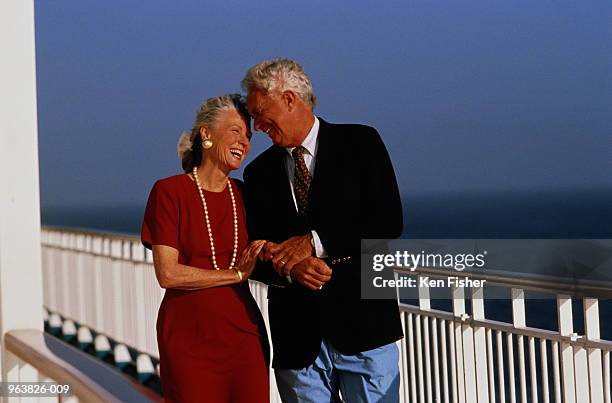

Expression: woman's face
xmin=201 ymin=109 xmax=252 ymax=172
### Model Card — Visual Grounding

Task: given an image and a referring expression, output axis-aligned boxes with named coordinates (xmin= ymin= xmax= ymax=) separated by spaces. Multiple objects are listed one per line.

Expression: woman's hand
xmin=235 ymin=240 xmax=267 ymax=281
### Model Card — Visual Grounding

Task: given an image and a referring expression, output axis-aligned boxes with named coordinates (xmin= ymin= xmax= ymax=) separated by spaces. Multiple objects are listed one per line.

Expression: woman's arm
xmin=152 ymin=240 xmax=266 ymax=290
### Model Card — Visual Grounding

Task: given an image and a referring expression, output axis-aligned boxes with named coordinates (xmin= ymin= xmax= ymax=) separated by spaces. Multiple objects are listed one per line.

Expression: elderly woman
xmin=141 ymin=94 xmax=269 ymax=402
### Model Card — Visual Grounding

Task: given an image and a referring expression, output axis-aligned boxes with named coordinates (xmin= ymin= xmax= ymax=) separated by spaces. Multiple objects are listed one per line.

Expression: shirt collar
xmin=285 ymin=116 xmax=319 ymax=157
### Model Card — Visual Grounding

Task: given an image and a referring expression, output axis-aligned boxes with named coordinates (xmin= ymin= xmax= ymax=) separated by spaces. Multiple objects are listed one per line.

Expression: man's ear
xmin=281 ymin=90 xmax=298 ymax=112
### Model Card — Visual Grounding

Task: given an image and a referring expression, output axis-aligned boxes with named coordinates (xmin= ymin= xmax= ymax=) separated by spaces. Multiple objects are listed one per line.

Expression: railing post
xmin=59 ymin=232 xmax=71 ymax=320
xmin=511 ymin=288 xmax=525 ymax=328
xmin=67 ymin=233 xmax=78 ymax=322
xmin=452 ymin=286 xmax=467 ymax=403
xmin=75 ymin=234 xmax=87 ymax=324
xmin=557 ymin=294 xmax=577 ymax=403
xmin=511 ymin=288 xmax=528 ymax=403
xmin=408 ymin=312 xmax=418 ymax=403
xmin=471 ymin=286 xmax=490 ymax=403
xmin=398 ymin=310 xmax=410 ymax=403
xmin=144 ymin=248 xmax=162 ymax=357
xmin=574 ymin=335 xmax=590 ymax=402
xmin=418 ymin=275 xmax=431 ymax=311
xmin=132 ymin=241 xmax=148 ymax=354
xmin=81 ymin=234 xmax=95 ymax=348
xmin=417 ymin=276 xmax=432 ymax=402
xmin=92 ymin=236 xmax=106 ymax=345
xmin=110 ymin=239 xmax=124 ymax=344
xmin=459 ymin=290 xmax=477 ymax=403
xmin=604 ymin=350 xmax=611 ymax=403
xmin=584 ymin=298 xmax=604 ymax=403
xmin=121 ymin=240 xmax=136 ymax=348
xmin=42 ymin=230 xmax=57 ymax=314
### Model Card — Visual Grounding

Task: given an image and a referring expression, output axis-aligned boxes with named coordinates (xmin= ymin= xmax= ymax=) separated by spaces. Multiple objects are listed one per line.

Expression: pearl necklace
xmin=192 ymin=166 xmax=238 ymax=270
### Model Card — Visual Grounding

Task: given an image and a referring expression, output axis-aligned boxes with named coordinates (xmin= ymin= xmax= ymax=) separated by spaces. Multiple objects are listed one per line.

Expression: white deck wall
xmin=0 ymin=0 xmax=44 ymax=382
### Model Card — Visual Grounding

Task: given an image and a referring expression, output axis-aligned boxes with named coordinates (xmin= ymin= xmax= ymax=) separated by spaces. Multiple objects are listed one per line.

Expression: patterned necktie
xmin=292 ymin=146 xmax=312 ymax=215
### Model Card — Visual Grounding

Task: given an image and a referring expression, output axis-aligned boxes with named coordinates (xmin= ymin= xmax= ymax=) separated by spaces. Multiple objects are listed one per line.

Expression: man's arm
xmin=363 ymin=127 xmax=403 ymax=239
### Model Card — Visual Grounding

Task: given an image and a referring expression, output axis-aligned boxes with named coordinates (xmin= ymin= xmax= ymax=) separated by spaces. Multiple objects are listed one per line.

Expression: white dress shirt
xmin=284 ymin=117 xmax=327 ymax=258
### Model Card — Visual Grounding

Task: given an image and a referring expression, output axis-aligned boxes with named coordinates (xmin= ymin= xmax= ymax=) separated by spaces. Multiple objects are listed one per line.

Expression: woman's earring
xmin=202 ymin=138 xmax=213 ymax=149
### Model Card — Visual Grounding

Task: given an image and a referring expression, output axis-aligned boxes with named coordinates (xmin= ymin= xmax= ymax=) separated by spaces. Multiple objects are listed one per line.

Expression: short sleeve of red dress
xmin=141 ymin=180 xmax=180 ymax=250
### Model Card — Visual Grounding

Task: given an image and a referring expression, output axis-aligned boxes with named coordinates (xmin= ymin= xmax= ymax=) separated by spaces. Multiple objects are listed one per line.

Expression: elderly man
xmin=242 ymin=58 xmax=403 ymax=403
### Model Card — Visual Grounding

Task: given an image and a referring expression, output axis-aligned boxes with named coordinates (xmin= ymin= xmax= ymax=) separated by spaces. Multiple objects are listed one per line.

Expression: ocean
xmin=42 ymin=189 xmax=612 ymax=238
xmin=41 ymin=188 xmax=612 ymax=339
xmin=401 ymin=188 xmax=612 ymax=239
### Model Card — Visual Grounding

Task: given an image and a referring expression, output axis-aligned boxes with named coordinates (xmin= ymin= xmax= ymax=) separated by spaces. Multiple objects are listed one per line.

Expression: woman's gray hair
xmin=178 ymin=94 xmax=250 ymax=172
xmin=241 ymin=58 xmax=316 ymax=108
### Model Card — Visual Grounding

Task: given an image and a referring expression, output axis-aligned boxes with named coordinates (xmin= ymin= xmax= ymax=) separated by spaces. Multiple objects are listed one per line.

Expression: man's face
xmin=246 ymin=87 xmax=296 ymax=147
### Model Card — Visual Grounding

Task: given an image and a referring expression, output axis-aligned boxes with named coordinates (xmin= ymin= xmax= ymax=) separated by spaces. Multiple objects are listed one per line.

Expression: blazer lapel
xmin=267 ymin=146 xmax=296 ymax=213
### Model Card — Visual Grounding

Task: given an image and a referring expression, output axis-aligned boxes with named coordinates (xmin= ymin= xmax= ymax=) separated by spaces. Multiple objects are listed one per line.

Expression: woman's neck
xmin=194 ymin=160 xmax=230 ymax=192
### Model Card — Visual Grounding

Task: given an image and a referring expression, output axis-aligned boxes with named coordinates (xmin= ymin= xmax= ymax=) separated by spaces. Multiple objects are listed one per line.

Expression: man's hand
xmin=290 ymin=256 xmax=332 ymax=291
xmin=263 ymin=234 xmax=314 ymax=276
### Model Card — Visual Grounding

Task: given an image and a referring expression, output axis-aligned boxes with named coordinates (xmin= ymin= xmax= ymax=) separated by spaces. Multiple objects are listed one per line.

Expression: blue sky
xmin=35 ymin=0 xmax=611 ymax=207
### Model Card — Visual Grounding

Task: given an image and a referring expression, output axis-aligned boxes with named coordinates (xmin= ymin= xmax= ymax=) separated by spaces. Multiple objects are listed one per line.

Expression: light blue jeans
xmin=275 ymin=339 xmax=400 ymax=403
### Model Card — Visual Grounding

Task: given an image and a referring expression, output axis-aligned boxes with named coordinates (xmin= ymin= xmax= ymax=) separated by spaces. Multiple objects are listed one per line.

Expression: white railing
xmin=40 ymin=226 xmax=282 ymax=402
xmin=41 ymin=226 xmax=612 ymax=403
xmin=396 ymin=267 xmax=612 ymax=403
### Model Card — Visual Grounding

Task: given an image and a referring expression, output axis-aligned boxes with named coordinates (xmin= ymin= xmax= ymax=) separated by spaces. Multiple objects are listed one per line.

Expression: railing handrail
xmin=398 ymin=303 xmax=612 ymax=350
xmin=5 ymin=329 xmax=120 ymax=402
xmin=42 ymin=224 xmax=139 ymax=242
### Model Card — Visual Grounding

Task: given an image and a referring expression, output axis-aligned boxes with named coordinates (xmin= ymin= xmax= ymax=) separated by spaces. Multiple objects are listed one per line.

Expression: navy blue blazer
xmin=243 ymin=118 xmax=404 ymax=369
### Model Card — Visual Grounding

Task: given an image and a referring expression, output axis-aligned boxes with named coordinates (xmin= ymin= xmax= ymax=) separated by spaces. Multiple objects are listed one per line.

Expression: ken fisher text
xmin=373 ymin=276 xmax=486 ymax=288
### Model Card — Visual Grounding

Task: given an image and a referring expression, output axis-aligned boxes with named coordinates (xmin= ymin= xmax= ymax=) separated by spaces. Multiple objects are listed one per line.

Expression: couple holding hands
xmin=142 ymin=58 xmax=403 ymax=402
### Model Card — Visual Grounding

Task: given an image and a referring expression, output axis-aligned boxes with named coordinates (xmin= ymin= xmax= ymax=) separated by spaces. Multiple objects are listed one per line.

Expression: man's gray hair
xmin=241 ymin=58 xmax=317 ymax=108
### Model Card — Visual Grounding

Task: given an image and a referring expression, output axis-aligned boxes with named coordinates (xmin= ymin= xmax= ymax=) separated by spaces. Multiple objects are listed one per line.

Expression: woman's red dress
xmin=142 ymin=174 xmax=269 ymax=402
